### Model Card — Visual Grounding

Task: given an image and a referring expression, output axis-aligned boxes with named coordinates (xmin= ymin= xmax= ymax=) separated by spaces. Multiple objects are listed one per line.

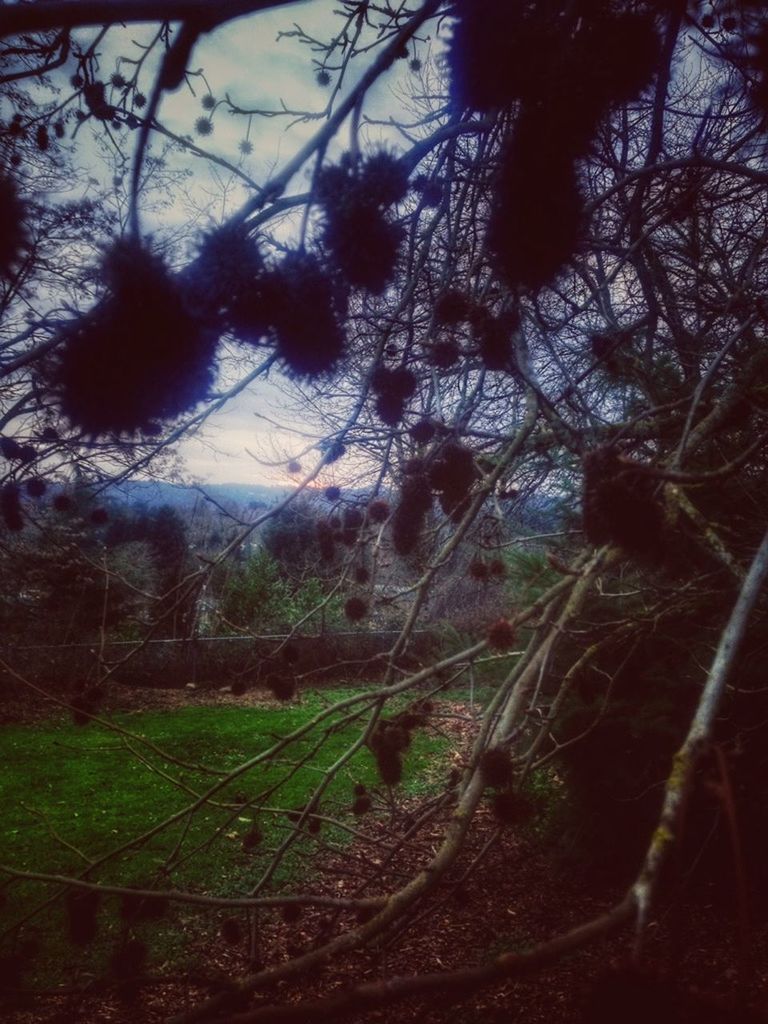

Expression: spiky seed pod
xmin=54 ymin=240 xmax=216 ymax=436
xmin=0 ymin=176 xmax=27 ymax=279
xmin=397 ymin=712 xmax=426 ymax=730
xmin=434 ymin=290 xmax=471 ymax=326
xmin=183 ymin=224 xmax=264 ymax=335
xmin=367 ymin=498 xmax=390 ymax=523
xmin=40 ymin=426 xmax=59 ymax=441
xmin=479 ymin=747 xmax=512 ymax=789
xmin=90 ymin=507 xmax=108 ymax=525
xmin=428 ymin=442 xmax=477 ymax=521
xmin=83 ymin=81 xmax=114 ymax=119
xmin=322 ymin=440 xmax=346 ymax=464
xmin=53 ymin=494 xmax=72 ymax=512
xmin=1 ymin=483 xmax=23 ymax=532
xmin=281 ymin=903 xmax=302 ymax=924
xmin=490 ymin=789 xmax=532 ymax=826
xmin=242 ymin=825 xmax=263 ymax=851
xmin=409 ymin=419 xmax=436 ymax=445
xmin=66 ymin=888 xmax=100 ymax=945
xmin=475 ymin=310 xmax=519 ymax=372
xmin=324 ymin=485 xmax=341 ymax=502
xmin=0 ymin=436 xmax=23 ymax=460
xmin=353 ymin=782 xmax=368 ymax=797
xmin=316 ymin=69 xmax=331 ymax=86
xmin=361 ymin=150 xmax=409 ymax=207
xmin=452 ymin=4 xmax=592 ymax=114
xmin=375 ymin=748 xmax=403 ymax=786
xmin=590 ymin=332 xmax=613 ymax=361
xmin=323 ymin=204 xmax=404 ymax=294
xmin=413 ymin=175 xmax=443 ymax=208
xmin=451 ymin=0 xmax=658 ymax=128
xmin=268 ymin=675 xmax=296 ymax=702
xmin=371 ymin=722 xmax=411 ymax=754
xmin=316 ymin=161 xmax=350 ymax=205
xmin=469 ymin=559 xmax=489 ymax=582
xmin=392 ymin=474 xmax=431 ymax=556
xmin=343 ymin=506 xmax=364 ymax=531
xmin=372 ymin=365 xmax=417 ymax=400
xmin=354 ymin=790 xmax=370 ymax=815
xmin=262 ymin=252 xmax=346 ymax=378
xmin=221 ymin=918 xmax=242 ymax=945
xmin=429 ymin=339 xmax=460 ymax=369
xmin=428 ymin=442 xmax=475 ymax=494
xmin=316 ymin=151 xmax=405 ymax=291
xmin=287 ymin=461 xmax=301 ymax=474
xmin=344 ymin=596 xmax=368 ymax=622
xmin=403 ymin=457 xmax=425 ymax=476
xmin=568 ymin=11 xmax=660 ymax=131
xmin=25 ymin=478 xmax=47 ymax=498
xmin=354 ymin=566 xmax=370 ymax=585
xmin=375 ymin=392 xmax=405 ymax=426
xmin=582 ymin=447 xmax=667 ymax=561
xmin=488 ymin=117 xmax=584 ymax=293
xmin=487 ymin=618 xmax=515 ymax=650
xmin=372 ymin=364 xmax=418 ymax=424
xmin=110 ymin=938 xmax=147 ymax=979
xmin=17 ymin=444 xmax=35 ymax=463
xmin=590 ymin=330 xmax=629 ymax=376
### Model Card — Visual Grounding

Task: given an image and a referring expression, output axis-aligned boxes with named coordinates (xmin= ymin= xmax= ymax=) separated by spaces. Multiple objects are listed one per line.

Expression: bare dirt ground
xmin=3 ymin=687 xmax=766 ymax=1023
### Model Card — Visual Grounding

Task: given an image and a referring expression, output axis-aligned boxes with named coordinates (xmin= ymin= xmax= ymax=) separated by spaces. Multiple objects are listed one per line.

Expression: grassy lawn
xmin=0 ymin=688 xmax=450 ymax=987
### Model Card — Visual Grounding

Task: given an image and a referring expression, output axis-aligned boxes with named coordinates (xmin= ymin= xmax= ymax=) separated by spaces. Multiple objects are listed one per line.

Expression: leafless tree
xmin=2 ymin=2 xmax=768 ymax=1020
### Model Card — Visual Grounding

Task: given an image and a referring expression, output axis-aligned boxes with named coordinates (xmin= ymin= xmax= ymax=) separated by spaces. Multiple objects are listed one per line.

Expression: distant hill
xmin=99 ymin=479 xmax=564 ymax=530
xmin=103 ymin=480 xmax=290 ymax=514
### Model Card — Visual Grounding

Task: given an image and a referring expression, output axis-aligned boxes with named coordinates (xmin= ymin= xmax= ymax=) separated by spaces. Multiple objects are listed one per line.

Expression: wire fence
xmin=0 ymin=629 xmax=439 ymax=694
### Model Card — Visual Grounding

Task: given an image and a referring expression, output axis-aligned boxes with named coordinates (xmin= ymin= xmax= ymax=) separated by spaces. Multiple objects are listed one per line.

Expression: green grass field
xmin=0 ymin=688 xmax=450 ymax=987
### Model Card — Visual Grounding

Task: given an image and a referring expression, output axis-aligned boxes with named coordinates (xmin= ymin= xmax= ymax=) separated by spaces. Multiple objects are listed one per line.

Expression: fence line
xmin=1 ymin=630 xmax=430 ymax=653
